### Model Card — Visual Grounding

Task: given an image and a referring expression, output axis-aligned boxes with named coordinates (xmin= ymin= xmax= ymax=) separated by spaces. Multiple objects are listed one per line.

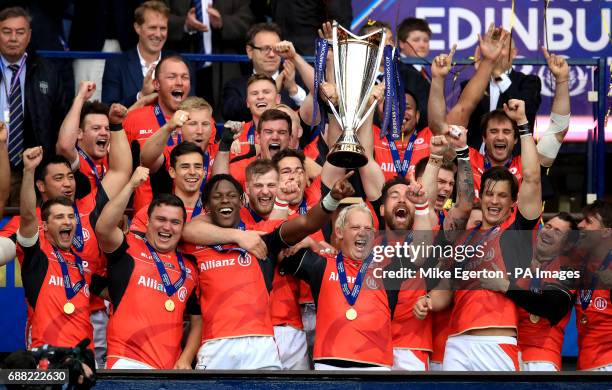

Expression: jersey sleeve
xmin=89 ymin=184 xmax=110 ymax=231
xmin=18 ymin=236 xmax=49 ymax=309
xmin=279 ymin=249 xmax=326 ymax=303
xmin=185 ymin=289 xmax=201 ymax=315
xmin=105 ymin=235 xmax=135 ymax=309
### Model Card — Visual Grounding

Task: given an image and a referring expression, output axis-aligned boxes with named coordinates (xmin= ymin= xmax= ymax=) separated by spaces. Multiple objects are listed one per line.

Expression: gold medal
xmin=345 ymin=307 xmax=357 ymax=320
xmin=581 ymin=314 xmax=588 ymax=325
xmin=165 ymin=299 xmax=175 ymax=312
xmin=529 ymin=314 xmax=540 ymax=324
xmin=63 ymin=302 xmax=75 ymax=315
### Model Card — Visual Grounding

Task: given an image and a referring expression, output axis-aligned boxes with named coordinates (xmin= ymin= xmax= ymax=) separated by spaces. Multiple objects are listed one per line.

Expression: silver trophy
xmin=326 ymin=21 xmax=386 ymax=168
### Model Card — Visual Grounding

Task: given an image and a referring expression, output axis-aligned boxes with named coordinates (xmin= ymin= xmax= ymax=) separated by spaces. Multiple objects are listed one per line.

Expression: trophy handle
xmin=355 ymin=99 xmax=379 ymax=131
xmin=326 ymin=98 xmax=343 ymax=127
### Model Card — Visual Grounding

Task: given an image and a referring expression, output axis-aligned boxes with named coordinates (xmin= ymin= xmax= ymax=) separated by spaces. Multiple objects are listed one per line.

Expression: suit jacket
xmin=399 ymin=62 xmax=430 ymax=131
xmin=0 ymin=54 xmax=72 ymax=161
xmin=221 ymin=73 xmax=300 ymax=122
xmin=462 ymin=69 xmax=542 ymax=150
xmin=101 ymin=48 xmax=197 ymax=107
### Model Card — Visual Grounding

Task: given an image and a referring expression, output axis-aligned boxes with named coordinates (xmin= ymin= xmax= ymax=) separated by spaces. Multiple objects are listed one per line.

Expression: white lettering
xmin=505 ymin=8 xmax=539 ymax=51
xmin=415 ymin=7 xmax=446 ymax=50
xmin=199 ymin=258 xmax=236 ymax=271
xmin=137 ymin=275 xmax=165 ymax=292
xmin=576 ymin=9 xmax=611 ymax=52
xmin=546 ymin=8 xmax=573 ymax=51
xmin=48 ymin=275 xmax=63 ymax=286
xmin=449 ymin=7 xmax=480 ymax=50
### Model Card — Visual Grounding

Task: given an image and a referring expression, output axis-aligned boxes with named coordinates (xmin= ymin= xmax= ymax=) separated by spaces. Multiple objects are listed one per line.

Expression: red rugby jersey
xmin=105 ymin=232 xmax=199 ymax=369
xmin=469 ymin=148 xmax=522 ymax=199
xmin=373 ymin=125 xmax=433 ymax=182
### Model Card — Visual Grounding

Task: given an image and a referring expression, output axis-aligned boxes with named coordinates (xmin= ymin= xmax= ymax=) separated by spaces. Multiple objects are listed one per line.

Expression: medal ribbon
xmin=579 ymin=250 xmax=612 ymax=310
xmin=381 ymin=46 xmax=404 ymax=140
xmin=246 ymin=122 xmax=256 ymax=145
xmin=210 ymin=220 xmax=248 ymax=259
xmin=76 ymin=146 xmax=106 ymax=185
xmin=387 ymin=130 xmax=417 ymax=177
xmin=154 ymin=104 xmax=182 ymax=146
xmin=144 ymin=239 xmax=187 ymax=297
xmin=484 ymin=155 xmax=512 ymax=171
xmin=247 ymin=205 xmax=264 ymax=223
xmin=336 ymin=251 xmax=374 ymax=306
xmin=298 ymin=197 xmax=308 ymax=215
xmin=52 ymin=246 xmax=86 ymax=300
xmin=311 ymin=38 xmax=329 ymax=138
xmin=71 ymin=203 xmax=84 ymax=252
xmin=457 ymin=223 xmax=499 ymax=269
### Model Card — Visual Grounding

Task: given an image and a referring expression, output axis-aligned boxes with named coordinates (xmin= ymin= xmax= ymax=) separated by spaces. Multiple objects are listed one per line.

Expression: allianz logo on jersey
xmin=139 ymin=129 xmax=154 ymax=136
xmin=328 ymin=271 xmax=356 ymax=283
xmin=136 ymin=276 xmax=189 ymax=302
xmin=199 ymin=254 xmax=252 ymax=271
xmin=48 ymin=276 xmax=90 ymax=297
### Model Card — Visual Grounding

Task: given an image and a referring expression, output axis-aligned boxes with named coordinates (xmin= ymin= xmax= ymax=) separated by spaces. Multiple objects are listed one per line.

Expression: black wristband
xmin=517 ymin=122 xmax=531 ymax=137
xmin=109 ymin=122 xmax=123 ymax=132
xmin=455 ymin=146 xmax=469 ymax=160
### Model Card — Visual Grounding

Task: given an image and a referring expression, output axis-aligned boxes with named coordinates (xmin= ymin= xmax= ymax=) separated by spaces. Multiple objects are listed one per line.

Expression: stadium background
xmin=0 ymin=0 xmax=610 ymax=367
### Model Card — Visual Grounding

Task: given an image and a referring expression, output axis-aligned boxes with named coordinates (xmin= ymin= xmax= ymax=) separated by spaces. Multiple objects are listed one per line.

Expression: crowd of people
xmin=0 ymin=2 xmax=610 ymax=374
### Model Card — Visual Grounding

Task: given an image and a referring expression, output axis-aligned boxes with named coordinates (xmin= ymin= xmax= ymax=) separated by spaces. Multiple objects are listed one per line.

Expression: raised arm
xmin=19 ymin=147 xmax=44 ymax=239
xmin=428 ymin=45 xmax=456 ymax=134
xmin=281 ymin=171 xmax=355 ymax=245
xmin=95 ymin=167 xmax=149 ymax=253
xmin=505 ymin=99 xmax=541 ymax=220
xmin=211 ymin=121 xmax=242 ymax=175
xmin=56 ymin=81 xmax=96 ymax=165
xmin=447 ymin=25 xmax=509 ymax=126
xmin=538 ymin=48 xmax=570 ymax=167
xmin=445 ymin=126 xmax=474 ymax=233
xmin=275 ymin=40 xmax=315 ymax=93
xmin=100 ymin=104 xmax=133 ymax=198
xmin=0 ymin=123 xmax=9 ymax=217
xmin=140 ymin=110 xmax=188 ymax=172
xmin=420 ymin=135 xmax=448 ymax=216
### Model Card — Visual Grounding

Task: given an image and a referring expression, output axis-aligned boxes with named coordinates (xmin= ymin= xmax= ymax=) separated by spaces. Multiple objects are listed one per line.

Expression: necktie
xmin=8 ymin=64 xmax=23 ymax=166
xmin=420 ymin=67 xmax=430 ymax=83
xmin=193 ymin=0 xmax=211 ymax=68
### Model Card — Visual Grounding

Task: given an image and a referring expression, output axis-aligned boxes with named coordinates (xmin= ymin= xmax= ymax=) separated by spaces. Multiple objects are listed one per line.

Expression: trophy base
xmin=327 ymin=144 xmax=368 ymax=168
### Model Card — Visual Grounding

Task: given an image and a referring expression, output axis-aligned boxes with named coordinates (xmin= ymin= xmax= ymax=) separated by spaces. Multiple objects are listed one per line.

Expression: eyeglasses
xmin=250 ymin=45 xmax=275 ymax=54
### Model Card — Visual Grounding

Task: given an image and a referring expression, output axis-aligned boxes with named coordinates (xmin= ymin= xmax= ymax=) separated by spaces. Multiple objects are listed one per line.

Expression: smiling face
xmin=484 ymin=117 xmax=517 ymax=164
xmin=0 ymin=15 xmax=31 ymax=63
xmin=577 ymin=212 xmax=607 ymax=250
xmin=79 ymin=113 xmax=110 ymax=160
xmin=145 ymin=204 xmax=184 ymax=253
xmin=43 ymin=204 xmax=76 ymax=250
xmin=134 ymin=9 xmax=167 ymax=56
xmin=181 ymin=108 xmax=213 ymax=151
xmin=246 ymin=79 xmax=280 ymax=120
xmin=36 ymin=163 xmax=76 ymax=201
xmin=381 ymin=183 xmax=415 ymax=231
xmin=153 ymin=58 xmax=190 ymax=113
xmin=246 ymin=169 xmax=278 ymax=217
xmin=169 ymin=152 xmax=204 ymax=197
xmin=536 ymin=216 xmax=572 ymax=260
xmin=258 ymin=118 xmax=290 ymax=159
xmin=336 ymin=208 xmax=375 ymax=261
xmin=246 ymin=30 xmax=281 ymax=75
xmin=434 ymin=168 xmax=455 ymax=211
xmin=480 ymin=179 xmax=514 ymax=228
xmin=207 ymin=180 xmax=243 ymax=228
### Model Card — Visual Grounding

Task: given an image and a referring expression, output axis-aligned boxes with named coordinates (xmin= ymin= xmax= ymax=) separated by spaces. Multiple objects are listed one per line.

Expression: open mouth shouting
xmin=268 ymin=142 xmax=281 ymax=155
xmin=58 ymin=226 xmax=73 ymax=242
xmin=157 ymin=231 xmax=173 ymax=244
xmin=170 ymin=89 xmax=185 ymax=102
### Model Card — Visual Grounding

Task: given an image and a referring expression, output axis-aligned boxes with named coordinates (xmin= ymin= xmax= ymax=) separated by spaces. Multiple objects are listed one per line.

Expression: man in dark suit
xmin=0 ymin=7 xmax=71 ymax=205
xmin=462 ymin=36 xmax=541 ymax=150
xmin=397 ymin=17 xmax=432 ymax=131
xmin=222 ymin=22 xmax=306 ymax=122
xmin=103 ymin=1 xmax=192 ymax=107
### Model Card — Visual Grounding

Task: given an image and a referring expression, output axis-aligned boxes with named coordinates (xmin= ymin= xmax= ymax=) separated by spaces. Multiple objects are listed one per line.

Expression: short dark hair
xmin=154 ymin=54 xmax=189 ymax=80
xmin=246 ymin=159 xmax=277 ymax=183
xmin=550 ymin=212 xmax=579 ymax=247
xmin=258 ymin=109 xmax=292 ymax=135
xmin=480 ymin=166 xmax=519 ymax=201
xmin=41 ymin=196 xmax=73 ymax=222
xmin=169 ymin=141 xmax=204 ymax=168
xmin=246 ymin=73 xmax=276 ymax=91
xmin=414 ymin=156 xmax=456 ymax=180
xmin=147 ymin=193 xmax=187 ymax=223
xmin=0 ymin=6 xmax=31 ymax=25
xmin=271 ymin=148 xmax=305 ymax=167
xmin=404 ymin=89 xmax=421 ymax=113
xmin=397 ymin=17 xmax=431 ymax=42
xmin=246 ymin=22 xmax=282 ymax=46
xmin=35 ymin=155 xmax=73 ymax=183
xmin=80 ymin=101 xmax=109 ymax=129
xmin=480 ymin=109 xmax=519 ymax=139
xmin=582 ymin=200 xmax=612 ymax=229
xmin=381 ymin=176 xmax=411 ymax=203
xmin=134 ymin=0 xmax=170 ymax=25
xmin=201 ymin=174 xmax=245 ymax=206
xmin=359 ymin=20 xmax=391 ymax=36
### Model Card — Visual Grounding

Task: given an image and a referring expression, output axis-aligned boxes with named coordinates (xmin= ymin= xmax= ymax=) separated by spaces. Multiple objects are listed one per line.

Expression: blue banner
xmin=352 ymin=0 xmax=612 ymax=142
